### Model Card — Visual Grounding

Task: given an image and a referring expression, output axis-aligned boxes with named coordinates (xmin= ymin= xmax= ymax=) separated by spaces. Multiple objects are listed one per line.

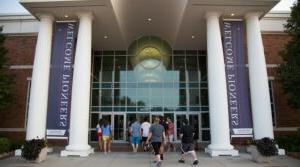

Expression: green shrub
xmin=21 ymin=139 xmax=46 ymax=161
xmin=10 ymin=140 xmax=23 ymax=151
xmin=253 ymin=137 xmax=278 ymax=156
xmin=0 ymin=137 xmax=11 ymax=153
xmin=275 ymin=130 xmax=300 ymax=152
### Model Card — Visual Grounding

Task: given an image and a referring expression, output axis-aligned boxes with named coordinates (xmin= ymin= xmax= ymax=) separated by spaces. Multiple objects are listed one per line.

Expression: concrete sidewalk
xmin=0 ymin=151 xmax=299 ymax=167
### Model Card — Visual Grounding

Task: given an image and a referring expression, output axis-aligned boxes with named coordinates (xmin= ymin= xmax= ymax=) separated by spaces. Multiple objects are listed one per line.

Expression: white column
xmin=204 ymin=12 xmax=238 ymax=156
xmin=26 ymin=14 xmax=54 ymax=140
xmin=245 ymin=13 xmax=274 ymax=139
xmin=61 ymin=12 xmax=94 ymax=157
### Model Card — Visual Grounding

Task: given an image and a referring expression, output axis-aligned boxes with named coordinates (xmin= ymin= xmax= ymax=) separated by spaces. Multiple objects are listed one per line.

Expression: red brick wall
xmin=262 ymin=34 xmax=300 ymax=130
xmin=0 ymin=35 xmax=36 ymax=140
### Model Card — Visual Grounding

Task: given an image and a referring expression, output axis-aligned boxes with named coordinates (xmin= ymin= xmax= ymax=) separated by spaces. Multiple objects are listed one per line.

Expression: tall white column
xmin=61 ymin=12 xmax=94 ymax=157
xmin=26 ymin=14 xmax=54 ymax=140
xmin=204 ymin=12 xmax=238 ymax=156
xmin=245 ymin=13 xmax=274 ymax=139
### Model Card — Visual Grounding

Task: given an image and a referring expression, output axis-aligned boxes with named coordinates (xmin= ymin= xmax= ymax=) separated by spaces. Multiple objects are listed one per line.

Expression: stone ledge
xmin=0 ymin=151 xmax=14 ymax=160
xmin=60 ymin=148 xmax=94 ymax=157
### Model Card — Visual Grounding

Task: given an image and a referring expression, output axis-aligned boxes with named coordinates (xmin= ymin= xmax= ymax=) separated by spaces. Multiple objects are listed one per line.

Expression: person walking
xmin=141 ymin=117 xmax=151 ymax=151
xmin=178 ymin=118 xmax=199 ymax=165
xmin=130 ymin=119 xmax=141 ymax=152
xmin=96 ymin=119 xmax=103 ymax=151
xmin=146 ymin=116 xmax=166 ymax=167
xmin=101 ymin=119 xmax=112 ymax=154
xmin=166 ymin=117 xmax=175 ymax=151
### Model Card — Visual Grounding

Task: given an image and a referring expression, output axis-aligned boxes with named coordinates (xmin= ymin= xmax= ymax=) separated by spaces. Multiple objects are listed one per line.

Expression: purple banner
xmin=223 ymin=21 xmax=253 ymax=136
xmin=46 ymin=22 xmax=77 ymax=139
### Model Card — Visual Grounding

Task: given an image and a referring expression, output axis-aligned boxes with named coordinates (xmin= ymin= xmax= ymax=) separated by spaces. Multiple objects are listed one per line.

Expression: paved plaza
xmin=0 ymin=151 xmax=299 ymax=167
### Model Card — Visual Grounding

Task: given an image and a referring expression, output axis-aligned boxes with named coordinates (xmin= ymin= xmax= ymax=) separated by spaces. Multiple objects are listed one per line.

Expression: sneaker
xmin=193 ymin=160 xmax=199 ymax=165
xmin=178 ymin=159 xmax=185 ymax=163
xmin=156 ymin=160 xmax=162 ymax=167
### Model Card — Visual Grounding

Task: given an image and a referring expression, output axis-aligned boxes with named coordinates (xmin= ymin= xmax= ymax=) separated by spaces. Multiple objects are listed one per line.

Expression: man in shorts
xmin=130 ymin=119 xmax=141 ymax=152
xmin=178 ymin=119 xmax=199 ymax=165
xmin=146 ymin=116 xmax=166 ymax=167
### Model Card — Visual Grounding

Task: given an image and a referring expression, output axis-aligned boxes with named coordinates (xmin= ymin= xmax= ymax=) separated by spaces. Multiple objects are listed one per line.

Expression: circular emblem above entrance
xmin=128 ymin=36 xmax=172 ymax=68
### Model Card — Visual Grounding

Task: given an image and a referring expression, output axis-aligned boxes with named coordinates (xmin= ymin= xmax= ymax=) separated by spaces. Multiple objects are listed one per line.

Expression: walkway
xmin=0 ymin=151 xmax=299 ymax=167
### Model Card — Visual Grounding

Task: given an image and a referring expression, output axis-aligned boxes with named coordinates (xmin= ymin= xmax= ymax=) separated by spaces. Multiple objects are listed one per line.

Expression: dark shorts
xmin=151 ymin=142 xmax=162 ymax=155
xmin=180 ymin=143 xmax=195 ymax=153
xmin=142 ymin=137 xmax=148 ymax=142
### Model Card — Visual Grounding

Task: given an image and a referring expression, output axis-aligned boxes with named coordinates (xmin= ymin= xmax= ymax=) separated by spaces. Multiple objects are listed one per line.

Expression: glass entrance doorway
xmin=90 ymin=112 xmax=210 ymax=143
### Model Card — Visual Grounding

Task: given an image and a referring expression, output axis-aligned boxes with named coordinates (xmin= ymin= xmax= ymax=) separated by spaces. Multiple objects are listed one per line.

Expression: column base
xmin=60 ymin=148 xmax=94 ymax=157
xmin=205 ymin=148 xmax=239 ymax=157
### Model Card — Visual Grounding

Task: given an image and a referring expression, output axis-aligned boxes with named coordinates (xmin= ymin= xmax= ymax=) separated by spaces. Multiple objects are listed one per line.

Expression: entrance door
xmin=126 ymin=113 xmax=150 ymax=141
xmin=189 ymin=114 xmax=200 ymax=142
xmin=175 ymin=114 xmax=187 ymax=141
xmin=113 ymin=114 xmax=125 ymax=141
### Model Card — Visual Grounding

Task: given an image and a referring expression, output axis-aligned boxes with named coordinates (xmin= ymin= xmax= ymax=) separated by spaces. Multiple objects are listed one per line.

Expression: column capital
xmin=205 ymin=12 xmax=220 ymax=20
xmin=36 ymin=13 xmax=55 ymax=22
xmin=77 ymin=12 xmax=94 ymax=20
xmin=245 ymin=12 xmax=263 ymax=20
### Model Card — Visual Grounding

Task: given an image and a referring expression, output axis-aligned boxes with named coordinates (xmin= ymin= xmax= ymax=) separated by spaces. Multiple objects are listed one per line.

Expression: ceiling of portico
xmin=20 ymin=0 xmax=280 ymax=50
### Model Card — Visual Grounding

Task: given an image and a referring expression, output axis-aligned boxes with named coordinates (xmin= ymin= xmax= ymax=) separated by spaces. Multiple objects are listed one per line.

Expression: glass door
xmin=175 ymin=114 xmax=187 ymax=141
xmin=189 ymin=114 xmax=200 ymax=142
xmin=113 ymin=114 xmax=125 ymax=141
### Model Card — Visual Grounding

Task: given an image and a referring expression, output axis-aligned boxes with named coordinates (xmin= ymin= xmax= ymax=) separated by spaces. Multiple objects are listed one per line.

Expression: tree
xmin=277 ymin=1 xmax=300 ymax=109
xmin=0 ymin=26 xmax=14 ymax=110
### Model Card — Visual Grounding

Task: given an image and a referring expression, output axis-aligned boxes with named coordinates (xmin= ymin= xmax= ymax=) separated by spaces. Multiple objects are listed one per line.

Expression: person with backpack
xmin=101 ymin=119 xmax=112 ymax=154
xmin=96 ymin=119 xmax=103 ymax=151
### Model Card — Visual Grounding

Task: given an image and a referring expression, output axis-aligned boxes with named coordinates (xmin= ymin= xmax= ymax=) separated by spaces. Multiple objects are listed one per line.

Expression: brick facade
xmin=0 ymin=35 xmax=36 ymax=141
xmin=0 ymin=34 xmax=299 ymax=142
xmin=263 ymin=34 xmax=300 ymax=130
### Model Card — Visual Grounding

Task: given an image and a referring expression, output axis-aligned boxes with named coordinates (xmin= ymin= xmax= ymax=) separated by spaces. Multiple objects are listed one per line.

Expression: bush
xmin=253 ymin=137 xmax=277 ymax=156
xmin=275 ymin=129 xmax=300 ymax=152
xmin=10 ymin=140 xmax=23 ymax=151
xmin=0 ymin=137 xmax=11 ymax=153
xmin=21 ymin=139 xmax=46 ymax=161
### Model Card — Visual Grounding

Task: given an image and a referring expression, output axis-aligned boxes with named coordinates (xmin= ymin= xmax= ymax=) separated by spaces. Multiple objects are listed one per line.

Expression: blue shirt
xmin=131 ymin=122 xmax=141 ymax=137
xmin=101 ymin=125 xmax=111 ymax=136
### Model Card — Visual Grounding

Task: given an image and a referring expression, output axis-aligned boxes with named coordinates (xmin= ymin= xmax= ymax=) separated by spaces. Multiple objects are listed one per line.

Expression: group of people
xmin=128 ymin=116 xmax=175 ymax=153
xmin=129 ymin=116 xmax=199 ymax=166
xmin=96 ymin=119 xmax=112 ymax=154
xmin=96 ymin=116 xmax=199 ymax=166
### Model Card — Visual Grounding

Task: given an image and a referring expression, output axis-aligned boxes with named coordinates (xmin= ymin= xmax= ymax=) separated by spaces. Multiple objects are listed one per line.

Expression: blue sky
xmin=0 ymin=0 xmax=297 ymax=14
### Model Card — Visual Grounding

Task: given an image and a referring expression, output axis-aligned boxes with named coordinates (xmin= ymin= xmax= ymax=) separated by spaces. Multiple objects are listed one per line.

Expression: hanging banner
xmin=46 ymin=22 xmax=77 ymax=139
xmin=223 ymin=21 xmax=253 ymax=137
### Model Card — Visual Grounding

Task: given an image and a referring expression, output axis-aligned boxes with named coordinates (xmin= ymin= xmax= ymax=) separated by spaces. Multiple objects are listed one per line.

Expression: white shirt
xmin=141 ymin=121 xmax=151 ymax=137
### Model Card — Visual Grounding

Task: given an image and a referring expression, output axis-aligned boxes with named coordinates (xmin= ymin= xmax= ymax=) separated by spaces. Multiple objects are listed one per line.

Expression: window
xmin=268 ymin=80 xmax=276 ymax=127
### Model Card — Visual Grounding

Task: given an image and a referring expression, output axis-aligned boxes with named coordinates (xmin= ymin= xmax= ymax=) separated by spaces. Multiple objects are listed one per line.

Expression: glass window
xmin=189 ymin=89 xmax=200 ymax=106
xmin=174 ymin=56 xmax=186 ymax=82
xmin=268 ymin=80 xmax=276 ymax=126
xmin=92 ymin=89 xmax=100 ymax=106
xmin=101 ymin=89 xmax=113 ymax=106
xmin=93 ymin=56 xmax=101 ymax=82
xmin=201 ymin=113 xmax=210 ymax=128
xmin=201 ymin=88 xmax=208 ymax=106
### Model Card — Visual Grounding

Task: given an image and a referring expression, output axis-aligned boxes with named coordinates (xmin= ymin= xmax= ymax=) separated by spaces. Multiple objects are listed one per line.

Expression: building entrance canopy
xmin=20 ymin=0 xmax=279 ymax=50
